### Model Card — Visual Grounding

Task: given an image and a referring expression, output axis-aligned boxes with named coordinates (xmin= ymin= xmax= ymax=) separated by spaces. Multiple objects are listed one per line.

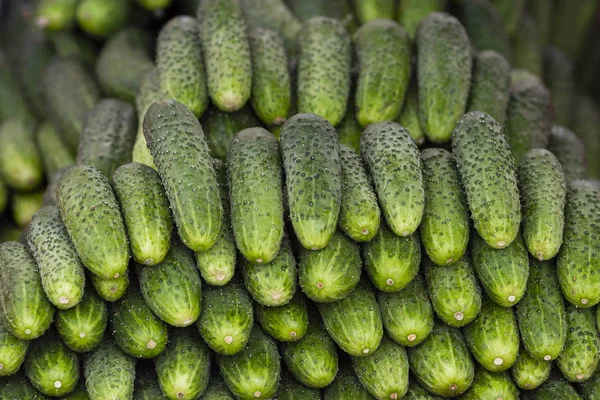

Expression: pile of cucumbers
xmin=1 ymin=0 xmax=600 ymax=398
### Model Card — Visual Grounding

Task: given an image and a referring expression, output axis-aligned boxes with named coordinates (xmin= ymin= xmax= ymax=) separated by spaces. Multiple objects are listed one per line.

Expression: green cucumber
xmin=276 ymin=373 xmax=322 ymax=400
xmin=0 ymin=50 xmax=30 ymax=122
xmin=402 ymin=382 xmax=443 ymax=399
xmin=557 ymin=305 xmax=600 ymax=382
xmin=202 ymin=106 xmax=262 ymax=161
xmin=61 ymin=383 xmax=89 ymax=400
xmin=136 ymin=0 xmax=172 ymax=10
xmin=0 ymin=319 xmax=28 ymax=377
xmin=579 ymin=370 xmax=600 ymax=399
xmin=200 ymin=374 xmax=235 ymax=399
xmin=0 ymin=179 xmax=6 ymax=216
xmin=90 ymin=273 xmax=129 ymax=302
xmin=36 ymin=121 xmax=75 ymax=180
xmin=547 ymin=126 xmax=587 ymax=183
xmin=510 ymin=347 xmax=551 ymax=390
xmin=36 ymin=0 xmax=78 ymax=31
xmin=489 ymin=0 xmax=525 ymax=35
xmin=134 ymin=365 xmax=166 ymax=400
xmin=467 ymin=50 xmax=511 ymax=125
xmin=543 ymin=47 xmax=575 ymax=127
xmin=48 ymin=31 xmax=97 ymax=69
xmin=133 ymin=69 xmax=162 ymax=170
xmin=43 ymin=167 xmax=70 ymax=207
xmin=11 ymin=191 xmax=44 ymax=228
xmin=461 ymin=369 xmax=518 ymax=400
xmin=352 ymin=0 xmax=395 ymax=23
xmin=572 ymin=95 xmax=600 ymax=179
xmin=527 ymin=373 xmax=582 ymax=399
xmin=512 ymin=15 xmax=543 ymax=77
xmin=0 ymin=373 xmax=49 ymax=399
xmin=397 ymin=0 xmax=447 ymax=38
xmin=0 ymin=117 xmax=43 ymax=191
xmin=337 ymin=108 xmax=362 ymax=153
xmin=76 ymin=0 xmax=130 ymax=38
xmin=55 ymin=290 xmax=107 ymax=353
xmin=84 ymin=340 xmax=136 ymax=400
xmin=396 ymin=81 xmax=426 ymax=146
xmin=255 ymin=293 xmax=308 ymax=342
xmin=323 ymin=366 xmax=374 ymax=400
xmin=459 ymin=0 xmax=511 ymax=60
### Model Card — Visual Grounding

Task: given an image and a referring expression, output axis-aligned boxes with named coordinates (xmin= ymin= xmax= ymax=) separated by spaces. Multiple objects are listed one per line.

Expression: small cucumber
xmin=36 ymin=122 xmax=75 ymax=180
xmin=337 ymin=108 xmax=362 ymax=153
xmin=397 ymin=0 xmax=447 ymax=38
xmin=323 ymin=366 xmax=374 ymax=400
xmin=11 ymin=190 xmax=44 ymax=228
xmin=76 ymin=0 xmax=130 ymax=38
xmin=0 ymin=319 xmax=28 ymax=377
xmin=255 ymin=293 xmax=309 ymax=342
xmin=397 ymin=82 xmax=426 ymax=146
xmin=84 ymin=340 xmax=136 ymax=400
xmin=510 ymin=347 xmax=551 ymax=390
xmin=0 ymin=117 xmax=43 ymax=191
xmin=276 ymin=373 xmax=322 ymax=400
xmin=461 ymin=369 xmax=518 ymax=400
xmin=557 ymin=305 xmax=600 ymax=382
xmin=90 ymin=272 xmax=129 ymax=302
xmin=133 ymin=69 xmax=162 ymax=170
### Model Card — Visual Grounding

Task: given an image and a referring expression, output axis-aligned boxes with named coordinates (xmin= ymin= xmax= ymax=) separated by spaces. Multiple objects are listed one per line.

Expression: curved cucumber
xmin=55 ymin=290 xmax=107 ymax=353
xmin=510 ymin=347 xmax=551 ymax=390
xmin=0 ymin=319 xmax=28 ymax=377
xmin=84 ymin=340 xmax=136 ymax=400
xmin=557 ymin=305 xmax=600 ymax=382
xmin=255 ymin=293 xmax=308 ymax=342
xmin=90 ymin=272 xmax=129 ymax=302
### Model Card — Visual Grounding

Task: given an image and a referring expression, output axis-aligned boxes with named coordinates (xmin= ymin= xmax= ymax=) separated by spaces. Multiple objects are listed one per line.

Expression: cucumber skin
xmin=557 ymin=305 xmax=600 ymax=382
xmin=76 ymin=0 xmax=130 ymax=38
xmin=201 ymin=374 xmax=236 ymax=400
xmin=280 ymin=113 xmax=342 ymax=250
xmin=528 ymin=374 xmax=582 ymax=399
xmin=452 ymin=111 xmax=521 ymax=249
xmin=84 ymin=340 xmax=136 ymax=400
xmin=255 ymin=293 xmax=308 ymax=342
xmin=419 ymin=148 xmax=469 ymax=266
xmin=352 ymin=0 xmax=395 ymax=24
xmin=402 ymin=382 xmax=443 ymax=399
xmin=143 ymin=100 xmax=223 ymax=252
xmin=36 ymin=122 xmax=75 ymax=180
xmin=547 ymin=126 xmax=587 ymax=183
xmin=0 ymin=319 xmax=29 ymax=376
xmin=12 ymin=190 xmax=45 ymax=228
xmin=396 ymin=82 xmax=426 ymax=146
xmin=90 ymin=272 xmax=129 ymax=302
xmin=578 ymin=369 xmax=600 ymax=399
xmin=203 ymin=105 xmax=262 ymax=161
xmin=461 ymin=369 xmax=518 ymax=400
xmin=276 ymin=373 xmax=322 ymax=400
xmin=0 ymin=242 xmax=54 ymax=340
xmin=133 ymin=69 xmax=162 ymax=170
xmin=323 ymin=366 xmax=374 ymax=400
xmin=134 ymin=366 xmax=167 ymax=400
xmin=397 ymin=0 xmax=447 ymax=38
xmin=360 ymin=121 xmax=424 ymax=237
xmin=0 ymin=117 xmax=44 ymax=192
xmin=510 ymin=347 xmax=551 ymax=390
xmin=558 ymin=180 xmax=600 ymax=307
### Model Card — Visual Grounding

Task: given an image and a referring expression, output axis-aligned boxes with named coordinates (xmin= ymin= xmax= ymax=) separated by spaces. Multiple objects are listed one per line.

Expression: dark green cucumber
xmin=424 ymin=255 xmax=481 ymax=327
xmin=84 ymin=340 xmax=136 ymax=400
xmin=144 ymin=100 xmax=222 ymax=252
xmin=276 ymin=373 xmax=322 ymax=400
xmin=337 ymin=108 xmax=362 ymax=153
xmin=557 ymin=305 xmax=600 ymax=382
xmin=352 ymin=0 xmax=395 ymax=23
xmin=361 ymin=121 xmax=424 ymax=237
xmin=490 ymin=0 xmax=525 ymax=35
xmin=298 ymin=230 xmax=361 ymax=303
xmin=90 ymin=273 xmax=129 ymax=302
xmin=11 ymin=190 xmax=44 ymax=228
xmin=516 ymin=259 xmax=567 ymax=361
xmin=0 ymin=373 xmax=49 ymax=399
xmin=397 ymin=81 xmax=426 ymax=146
xmin=323 ymin=366 xmax=374 ymax=400
xmin=133 ymin=69 xmax=162 ymax=170
xmin=217 ymin=326 xmax=280 ymax=400
xmin=255 ymin=293 xmax=308 ymax=342
xmin=75 ymin=0 xmax=130 ymax=38
xmin=280 ymin=113 xmax=342 ymax=250
xmin=461 ymin=369 xmax=518 ymax=400
xmin=419 ymin=148 xmax=469 ymax=266
xmin=0 ymin=242 xmax=54 ymax=340
xmin=402 ymin=382 xmax=443 ymax=399
xmin=452 ymin=111 xmax=521 ymax=249
xmin=202 ymin=106 xmax=262 ymax=161
xmin=512 ymin=15 xmax=543 ymax=77
xmin=49 ymin=31 xmax=97 ymax=69
xmin=547 ymin=126 xmax=587 ymax=183
xmin=543 ymin=47 xmax=575 ymax=127
xmin=0 ymin=117 xmax=43 ymax=192
xmin=157 ymin=16 xmax=208 ymax=118
xmin=397 ymin=0 xmax=447 ymax=38
xmin=27 ymin=206 xmax=85 ymax=309
xmin=408 ymin=323 xmax=474 ymax=397
xmin=578 ymin=370 xmax=600 ymax=399
xmin=527 ymin=373 xmax=582 ymax=399
xmin=155 ymin=327 xmax=211 ymax=400
xmin=377 ymin=274 xmax=433 ymax=347
xmin=0 ymin=50 xmax=30 ymax=122
xmin=36 ymin=121 xmax=75 ymax=180
xmin=510 ymin=347 xmax=551 ymax=390
xmin=286 ymin=0 xmax=355 ymax=26
xmin=197 ymin=282 xmax=254 ymax=355
xmin=57 ymin=165 xmax=129 ymax=279
xmin=200 ymin=374 xmax=235 ymax=400
xmin=297 ymin=17 xmax=351 ymax=127
xmin=318 ymin=284 xmax=383 ymax=357
xmin=55 ymin=290 xmax=107 ymax=353
xmin=136 ymin=0 xmax=172 ymax=10
xmin=558 ymin=180 xmax=600 ymax=307
xmin=61 ymin=383 xmax=89 ymax=400
xmin=467 ymin=50 xmax=511 ymax=125
xmin=0 ymin=319 xmax=28 ymax=377
xmin=458 ymin=0 xmax=511 ymax=60
xmin=134 ymin=365 xmax=166 ymax=400
xmin=572 ymin=95 xmax=600 ymax=179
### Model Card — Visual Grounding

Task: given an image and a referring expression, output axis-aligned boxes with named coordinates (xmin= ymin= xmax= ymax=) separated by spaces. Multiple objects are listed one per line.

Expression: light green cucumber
xmin=276 ymin=373 xmax=322 ymax=400
xmin=323 ymin=366 xmax=374 ymax=400
xmin=76 ymin=0 xmax=130 ymax=38
xmin=84 ymin=340 xmax=136 ymax=400
xmin=90 ymin=273 xmax=129 ymax=302
xmin=0 ymin=117 xmax=43 ymax=191
xmin=337 ymin=107 xmax=362 ymax=153
xmin=133 ymin=69 xmax=163 ymax=170
xmin=11 ymin=190 xmax=44 ymax=228
xmin=36 ymin=122 xmax=75 ymax=180
xmin=202 ymin=106 xmax=262 ymax=161
xmin=397 ymin=0 xmax=447 ymax=38
xmin=461 ymin=369 xmax=518 ymax=400
xmin=36 ymin=0 xmax=78 ymax=31
xmin=510 ymin=347 xmax=551 ymax=390
xmin=255 ymin=293 xmax=309 ymax=342
xmin=0 ymin=319 xmax=29 ymax=377
xmin=352 ymin=0 xmax=395 ymax=24
xmin=396 ymin=81 xmax=426 ymax=146
xmin=557 ymin=305 xmax=599 ymax=382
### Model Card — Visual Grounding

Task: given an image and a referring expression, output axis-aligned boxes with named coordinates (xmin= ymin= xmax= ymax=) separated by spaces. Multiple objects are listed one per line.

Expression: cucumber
xmin=11 ymin=191 xmax=44 ymax=228
xmin=298 ymin=231 xmax=361 ymax=303
xmin=112 ymin=163 xmax=173 ymax=266
xmin=137 ymin=240 xmax=202 ymax=327
xmin=57 ymin=165 xmax=129 ymax=279
xmin=461 ymin=369 xmax=518 ymax=400
xmin=55 ymin=290 xmax=107 ymax=353
xmin=203 ymin=106 xmax=262 ymax=161
xmin=557 ymin=305 xmax=600 ymax=382
xmin=133 ymin=69 xmax=162 ymax=170
xmin=217 ymin=326 xmax=280 ymax=400
xmin=0 ymin=319 xmax=28 ymax=377
xmin=197 ymin=0 xmax=252 ymax=112
xmin=228 ymin=128 xmax=284 ymax=263
xmin=424 ymin=255 xmax=481 ymax=327
xmin=155 ymin=327 xmax=211 ymax=400
xmin=558 ymin=180 xmax=600 ymax=307
xmin=416 ymin=12 xmax=472 ymax=143
xmin=361 ymin=121 xmax=424 ymax=237
xmin=527 ymin=373 xmax=582 ymax=399
xmin=352 ymin=0 xmax=395 ymax=23
xmin=547 ymin=126 xmax=587 ymax=183
xmin=36 ymin=0 xmax=78 ymax=31
xmin=24 ymin=331 xmax=79 ymax=396
xmin=543 ymin=47 xmax=575 ymax=127
xmin=144 ymin=100 xmax=222 ymax=252
xmin=76 ymin=0 xmax=130 ymax=38
xmin=397 ymin=0 xmax=447 ymax=38
xmin=338 ymin=144 xmax=380 ymax=242
xmin=510 ymin=347 xmax=551 ymax=390
xmin=402 ymin=382 xmax=443 ymax=399
xmin=572 ymin=95 xmax=600 ymax=179
xmin=0 ymin=50 xmax=30 ymax=122
xmin=48 ymin=31 xmax=97 ymax=69
xmin=0 ymin=373 xmax=49 ymax=399
xmin=452 ymin=111 xmax=521 ymax=249
xmin=36 ymin=122 xmax=75 ymax=180
xmin=512 ymin=15 xmax=543 ymax=77
xmin=84 ymin=340 xmax=136 ymax=400
xmin=27 ymin=206 xmax=85 ymax=309
xmin=337 ymin=108 xmax=362 ymax=153
xmin=297 ymin=17 xmax=351 ymax=127
xmin=467 ymin=50 xmax=511 ymax=125
xmin=318 ymin=284 xmax=383 ymax=357
xmin=0 ymin=242 xmax=54 ymax=340
xmin=408 ymin=323 xmax=474 ymax=397
xmin=0 ymin=117 xmax=43 ymax=191
xmin=276 ymin=373 xmax=322 ymax=400
xmin=352 ymin=336 xmax=409 ymax=399
xmin=200 ymin=374 xmax=235 ymax=400
xmin=323 ymin=366 xmax=374 ymax=400
xmin=255 ymin=293 xmax=308 ymax=342
xmin=377 ymin=274 xmax=433 ymax=347
xmin=111 ymin=284 xmax=169 ymax=359
xmin=458 ymin=0 xmax=511 ymax=60
xmin=134 ymin=365 xmax=166 ymax=400
xmin=281 ymin=321 xmax=338 ymax=388
xmin=90 ymin=272 xmax=129 ymax=302
xmin=157 ymin=16 xmax=208 ymax=118
xmin=579 ymin=370 xmax=600 ymax=400
xmin=197 ymin=282 xmax=254 ymax=355
xmin=249 ymin=28 xmax=291 ymax=126
xmin=419 ymin=148 xmax=470 ymax=266
xmin=76 ymin=99 xmax=136 ymax=179
xmin=518 ymin=149 xmax=567 ymax=260
xmin=516 ymin=259 xmax=567 ymax=361
xmin=396 ymin=81 xmax=426 ymax=146
xmin=61 ymin=383 xmax=89 ymax=400
xmin=280 ymin=113 xmax=342 ymax=250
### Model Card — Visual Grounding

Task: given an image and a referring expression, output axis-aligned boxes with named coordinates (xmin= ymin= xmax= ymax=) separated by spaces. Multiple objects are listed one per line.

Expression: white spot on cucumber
xmin=493 ymin=358 xmax=504 ymax=366
xmin=255 ymin=258 xmax=263 ymax=263
xmin=177 ymin=393 xmax=185 ymax=399
xmin=362 ymin=348 xmax=370 ymax=354
xmin=24 ymin=329 xmax=31 ymax=335
xmin=147 ymin=340 xmax=157 ymax=349
xmin=407 ymin=334 xmax=417 ymax=342
xmin=507 ymin=295 xmax=516 ymax=303
xmin=543 ymin=355 xmax=552 ymax=361
xmin=316 ymin=282 xmax=324 ymax=289
xmin=582 ymin=298 xmax=589 ymax=305
xmin=254 ymin=391 xmax=262 ymax=398
xmin=183 ymin=318 xmax=193 ymax=326
xmin=446 ymin=258 xmax=454 ymax=264
xmin=290 ymin=331 xmax=297 ymax=338
xmin=273 ymin=117 xmax=286 ymax=125
xmin=496 ymin=241 xmax=506 ymax=248
xmin=453 ymin=311 xmax=464 ymax=321
xmin=386 ymin=278 xmax=394 ymax=286
xmin=54 ymin=381 xmax=62 ymax=389
xmin=361 ymin=228 xmax=370 ymax=236
xmin=59 ymin=296 xmax=69 ymax=305
xmin=577 ymin=374 xmax=585 ymax=380
xmin=113 ymin=273 xmax=120 ymax=279
xmin=36 ymin=16 xmax=48 ymax=28
xmin=215 ymin=272 xmax=225 ymax=282
xmin=79 ymin=332 xmax=86 ymax=338
xmin=390 ymin=394 xmax=398 ymax=399
xmin=536 ymin=251 xmax=544 ymax=261
xmin=224 ymin=336 xmax=233 ymax=344
xmin=144 ymin=258 xmax=154 ymax=265
xmin=401 ymin=230 xmax=409 ymax=237
xmin=272 ymin=291 xmax=282 ymax=300
xmin=0 ymin=363 xmax=3 ymax=370
xmin=449 ymin=384 xmax=457 ymax=392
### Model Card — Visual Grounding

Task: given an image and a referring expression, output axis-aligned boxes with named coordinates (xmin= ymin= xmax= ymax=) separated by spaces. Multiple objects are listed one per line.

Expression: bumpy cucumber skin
xmin=55 ymin=290 xmax=107 ymax=353
xmin=0 ymin=319 xmax=28 ymax=376
xmin=144 ymin=100 xmax=222 ymax=252
xmin=461 ymin=369 xmax=518 ymax=400
xmin=157 ymin=16 xmax=208 ymax=118
xmin=76 ymin=0 xmax=130 ymax=38
xmin=528 ymin=373 xmax=582 ymax=399
xmin=318 ymin=285 xmax=383 ymax=357
xmin=134 ymin=366 xmax=167 ymax=400
xmin=0 ymin=242 xmax=54 ymax=340
xmin=470 ymin=233 xmax=529 ymax=307
xmin=452 ymin=111 xmax=521 ymax=249
xmin=276 ymin=373 xmax=322 ymax=400
xmin=548 ymin=125 xmax=587 ymax=183
xmin=298 ymin=231 xmax=361 ymax=303
xmin=0 ymin=372 xmax=49 ymax=398
xmin=396 ymin=82 xmax=426 ymax=146
xmin=36 ymin=122 xmax=75 ymax=181
xmin=516 ymin=259 xmax=567 ymax=361
xmin=459 ymin=0 xmax=511 ymax=60
xmin=57 ymin=165 xmax=129 ymax=279
xmin=416 ymin=12 xmax=471 ymax=143
xmin=408 ymin=323 xmax=474 ymax=397
xmin=419 ymin=148 xmax=469 ymax=266
xmin=361 ymin=121 xmax=424 ymax=237
xmin=203 ymin=106 xmax=262 ymax=161
xmin=338 ymin=145 xmax=381 ymax=242
xmin=133 ymin=69 xmax=163 ymax=170
xmin=112 ymin=163 xmax=172 ymax=266
xmin=352 ymin=0 xmax=395 ymax=23
xmin=518 ymin=149 xmax=566 ymax=260
xmin=558 ymin=180 xmax=600 ymax=307
xmin=155 ymin=327 xmax=211 ymax=400
xmin=543 ymin=47 xmax=575 ymax=127
xmin=397 ymin=0 xmax=446 ymax=38
xmin=510 ymin=347 xmax=551 ymax=390
xmin=217 ymin=326 xmax=280 ymax=400
xmin=255 ymin=293 xmax=308 ymax=342
xmin=323 ymin=366 xmax=374 ymax=400
xmin=557 ymin=305 xmax=599 ymax=382
xmin=90 ymin=272 xmax=129 ymax=302
xmin=280 ymin=113 xmax=342 ymax=250
xmin=467 ymin=50 xmax=511 ymax=125
xmin=197 ymin=0 xmax=252 ymax=112
xmin=297 ymin=17 xmax=351 ymax=127
xmin=84 ymin=340 xmax=136 ymax=400
xmin=28 ymin=206 xmax=85 ymax=309
xmin=0 ymin=117 xmax=44 ymax=192
xmin=137 ymin=240 xmax=202 ymax=327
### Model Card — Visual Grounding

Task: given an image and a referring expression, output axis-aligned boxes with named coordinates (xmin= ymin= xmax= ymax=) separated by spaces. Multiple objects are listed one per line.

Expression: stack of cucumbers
xmin=1 ymin=0 xmax=600 ymax=398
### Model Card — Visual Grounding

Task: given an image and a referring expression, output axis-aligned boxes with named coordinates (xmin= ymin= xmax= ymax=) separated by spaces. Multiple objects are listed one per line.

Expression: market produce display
xmin=0 ymin=0 xmax=600 ymax=398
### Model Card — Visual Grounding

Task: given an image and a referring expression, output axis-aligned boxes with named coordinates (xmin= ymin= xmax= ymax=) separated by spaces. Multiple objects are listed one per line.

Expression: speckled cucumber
xmin=144 ymin=100 xmax=222 ymax=252
xmin=467 ymin=50 xmax=511 ymax=125
xmin=276 ymin=373 xmax=322 ymax=400
xmin=397 ymin=0 xmax=446 ymax=38
xmin=0 ymin=319 xmax=28 ymax=376
xmin=55 ymin=290 xmax=107 ymax=353
xmin=547 ymin=126 xmax=587 ymax=183
xmin=419 ymin=148 xmax=469 ymax=266
xmin=57 ymin=165 xmax=129 ymax=279
xmin=323 ymin=366 xmax=374 ymax=400
xmin=90 ymin=272 xmax=129 ymax=302
xmin=557 ymin=305 xmax=600 ymax=382
xmin=203 ymin=106 xmax=262 ymax=161
xmin=255 ymin=293 xmax=308 ymax=342
xmin=0 ymin=242 xmax=54 ymax=340
xmin=510 ymin=347 xmax=551 ymax=390
xmin=360 ymin=121 xmax=424 ymax=237
xmin=36 ymin=122 xmax=75 ymax=180
xmin=0 ymin=117 xmax=43 ymax=192
xmin=452 ymin=111 xmax=521 ymax=249
xmin=396 ymin=81 xmax=426 ymax=146
xmin=84 ymin=340 xmax=136 ymax=400
xmin=527 ymin=373 xmax=582 ymax=399
xmin=137 ymin=240 xmax=202 ymax=327
xmin=352 ymin=0 xmax=395 ymax=23
xmin=133 ymin=69 xmax=163 ymax=170
xmin=461 ymin=369 xmax=518 ymax=400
